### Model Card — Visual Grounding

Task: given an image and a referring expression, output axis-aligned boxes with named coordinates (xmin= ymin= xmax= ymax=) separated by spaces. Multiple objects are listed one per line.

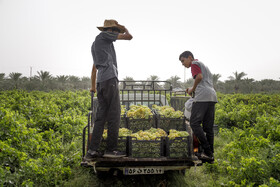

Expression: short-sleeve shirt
xmin=191 ymin=64 xmax=202 ymax=79
xmin=91 ymin=31 xmax=118 ymax=83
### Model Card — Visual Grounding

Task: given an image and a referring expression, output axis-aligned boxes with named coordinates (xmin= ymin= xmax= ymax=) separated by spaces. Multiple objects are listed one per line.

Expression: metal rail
xmin=119 ymin=80 xmax=172 ymax=107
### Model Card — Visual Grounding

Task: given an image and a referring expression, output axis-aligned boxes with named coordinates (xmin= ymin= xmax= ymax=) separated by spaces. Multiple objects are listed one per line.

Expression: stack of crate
xmin=100 ymin=105 xmax=190 ymax=158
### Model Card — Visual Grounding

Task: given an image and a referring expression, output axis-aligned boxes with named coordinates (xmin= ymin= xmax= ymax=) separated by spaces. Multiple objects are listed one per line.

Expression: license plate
xmin=123 ymin=167 xmax=164 ymax=175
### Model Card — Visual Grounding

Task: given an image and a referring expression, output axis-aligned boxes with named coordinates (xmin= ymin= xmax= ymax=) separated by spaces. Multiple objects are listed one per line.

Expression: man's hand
xmin=117 ymin=27 xmax=133 ymax=40
xmin=90 ymin=87 xmax=96 ymax=93
xmin=186 ymin=87 xmax=194 ymax=96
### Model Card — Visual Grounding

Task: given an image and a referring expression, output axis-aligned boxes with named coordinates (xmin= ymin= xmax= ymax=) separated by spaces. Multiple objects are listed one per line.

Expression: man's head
xmin=97 ymin=19 xmax=125 ymax=33
xmin=103 ymin=27 xmax=121 ymax=33
xmin=179 ymin=51 xmax=194 ymax=68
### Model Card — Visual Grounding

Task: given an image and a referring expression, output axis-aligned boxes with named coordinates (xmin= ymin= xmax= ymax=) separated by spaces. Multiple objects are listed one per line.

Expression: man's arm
xmin=117 ymin=27 xmax=133 ymax=40
xmin=187 ymin=73 xmax=203 ymax=95
xmin=90 ymin=65 xmax=97 ymax=93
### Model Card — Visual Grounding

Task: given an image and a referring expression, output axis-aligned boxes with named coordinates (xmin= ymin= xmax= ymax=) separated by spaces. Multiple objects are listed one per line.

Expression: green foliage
xmin=0 ymin=90 xmax=90 ymax=186
xmin=1 ymin=90 xmax=280 ymax=186
xmin=207 ymin=93 xmax=280 ymax=186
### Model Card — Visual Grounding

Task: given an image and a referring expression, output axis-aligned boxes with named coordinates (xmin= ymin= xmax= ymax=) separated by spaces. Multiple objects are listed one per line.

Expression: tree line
xmin=1 ymin=71 xmax=280 ymax=94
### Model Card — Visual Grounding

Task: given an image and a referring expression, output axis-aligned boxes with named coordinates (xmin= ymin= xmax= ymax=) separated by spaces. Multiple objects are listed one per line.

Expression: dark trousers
xmin=89 ymin=78 xmax=121 ymax=152
xmin=190 ymin=102 xmax=215 ymax=153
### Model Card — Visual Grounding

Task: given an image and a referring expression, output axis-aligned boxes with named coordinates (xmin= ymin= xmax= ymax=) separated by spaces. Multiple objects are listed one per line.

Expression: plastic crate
xmin=128 ymin=136 xmax=165 ymax=158
xmin=154 ymin=111 xmax=186 ymax=132
xmin=166 ymin=136 xmax=189 ymax=158
xmin=99 ymin=136 xmax=128 ymax=154
xmin=126 ymin=115 xmax=156 ymax=133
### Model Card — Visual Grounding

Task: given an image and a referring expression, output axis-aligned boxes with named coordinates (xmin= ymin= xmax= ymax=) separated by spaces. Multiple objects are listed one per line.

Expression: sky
xmin=1 ymin=0 xmax=280 ymax=82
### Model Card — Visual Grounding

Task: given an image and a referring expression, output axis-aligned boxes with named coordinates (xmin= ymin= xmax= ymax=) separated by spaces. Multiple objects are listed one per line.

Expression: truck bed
xmin=81 ymin=81 xmax=202 ymax=175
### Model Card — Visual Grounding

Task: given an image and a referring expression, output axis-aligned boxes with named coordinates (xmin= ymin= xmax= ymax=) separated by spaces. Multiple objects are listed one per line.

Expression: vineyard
xmin=0 ymin=90 xmax=279 ymax=186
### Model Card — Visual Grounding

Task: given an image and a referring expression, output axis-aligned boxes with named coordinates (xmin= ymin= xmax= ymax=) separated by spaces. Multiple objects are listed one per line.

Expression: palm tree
xmin=81 ymin=76 xmax=91 ymax=89
xmin=147 ymin=75 xmax=162 ymax=89
xmin=228 ymin=71 xmax=247 ymax=93
xmin=36 ymin=70 xmax=52 ymax=82
xmin=242 ymin=78 xmax=255 ymax=93
xmin=35 ymin=70 xmax=53 ymax=90
xmin=0 ymin=73 xmax=5 ymax=81
xmin=121 ymin=76 xmax=134 ymax=90
xmin=56 ymin=75 xmax=69 ymax=83
xmin=123 ymin=76 xmax=134 ymax=81
xmin=212 ymin=73 xmax=221 ymax=91
xmin=68 ymin=75 xmax=80 ymax=89
xmin=9 ymin=72 xmax=22 ymax=89
xmin=68 ymin=75 xmax=80 ymax=82
xmin=181 ymin=77 xmax=193 ymax=90
xmin=147 ymin=75 xmax=159 ymax=81
xmin=166 ymin=75 xmax=181 ymax=90
xmin=55 ymin=75 xmax=69 ymax=90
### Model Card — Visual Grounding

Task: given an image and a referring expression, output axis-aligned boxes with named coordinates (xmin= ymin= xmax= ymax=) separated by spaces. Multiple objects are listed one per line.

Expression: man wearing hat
xmin=85 ymin=20 xmax=133 ymax=160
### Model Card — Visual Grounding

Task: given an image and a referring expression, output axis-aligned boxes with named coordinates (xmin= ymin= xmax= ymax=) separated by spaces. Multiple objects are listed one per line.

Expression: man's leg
xmin=88 ymin=82 xmax=108 ymax=151
xmin=190 ymin=102 xmax=212 ymax=156
xmin=103 ymin=78 xmax=121 ymax=152
xmin=202 ymin=103 xmax=215 ymax=153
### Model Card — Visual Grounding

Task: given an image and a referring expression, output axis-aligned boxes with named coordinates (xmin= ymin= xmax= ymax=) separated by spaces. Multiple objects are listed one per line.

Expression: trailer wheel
xmin=96 ymin=171 xmax=107 ymax=180
xmin=96 ymin=169 xmax=121 ymax=185
xmin=180 ymin=169 xmax=186 ymax=175
xmin=176 ymin=169 xmax=186 ymax=175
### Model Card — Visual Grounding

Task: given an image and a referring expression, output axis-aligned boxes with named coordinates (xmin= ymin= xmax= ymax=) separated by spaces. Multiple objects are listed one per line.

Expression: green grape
xmin=131 ymin=127 xmax=167 ymax=140
xmin=168 ymin=129 xmax=189 ymax=139
xmin=121 ymin=105 xmax=127 ymax=115
xmin=127 ymin=104 xmax=153 ymax=119
xmin=102 ymin=128 xmax=132 ymax=139
xmin=102 ymin=129 xmax=108 ymax=139
xmin=152 ymin=105 xmax=183 ymax=118
xmin=119 ymin=128 xmax=132 ymax=137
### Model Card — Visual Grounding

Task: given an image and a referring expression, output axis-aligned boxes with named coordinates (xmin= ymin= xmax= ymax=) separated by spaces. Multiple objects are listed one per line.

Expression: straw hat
xmin=97 ymin=19 xmax=125 ymax=33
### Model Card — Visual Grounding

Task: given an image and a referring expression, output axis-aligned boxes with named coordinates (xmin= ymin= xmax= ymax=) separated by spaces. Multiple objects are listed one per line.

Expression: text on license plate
xmin=124 ymin=167 xmax=164 ymax=175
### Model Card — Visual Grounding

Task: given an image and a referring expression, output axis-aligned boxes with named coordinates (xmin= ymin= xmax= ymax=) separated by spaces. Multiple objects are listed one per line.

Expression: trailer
xmin=81 ymin=81 xmax=202 ymax=176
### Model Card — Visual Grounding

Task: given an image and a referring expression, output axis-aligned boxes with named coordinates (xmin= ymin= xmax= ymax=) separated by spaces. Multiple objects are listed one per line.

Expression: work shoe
xmin=84 ymin=150 xmax=102 ymax=161
xmin=103 ymin=151 xmax=126 ymax=158
xmin=199 ymin=152 xmax=214 ymax=161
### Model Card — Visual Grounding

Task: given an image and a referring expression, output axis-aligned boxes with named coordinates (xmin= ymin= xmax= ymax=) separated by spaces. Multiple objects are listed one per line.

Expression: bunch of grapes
xmin=119 ymin=127 xmax=132 ymax=137
xmin=121 ymin=105 xmax=126 ymax=116
xmin=126 ymin=105 xmax=153 ymax=119
xmin=168 ymin=129 xmax=189 ymax=140
xmin=152 ymin=105 xmax=183 ymax=118
xmin=130 ymin=127 xmax=167 ymax=140
xmin=102 ymin=128 xmax=132 ymax=139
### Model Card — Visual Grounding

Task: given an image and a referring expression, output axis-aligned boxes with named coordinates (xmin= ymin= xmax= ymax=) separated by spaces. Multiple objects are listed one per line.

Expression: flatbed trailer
xmin=82 ymin=157 xmax=201 ymax=175
xmin=81 ymin=81 xmax=202 ymax=176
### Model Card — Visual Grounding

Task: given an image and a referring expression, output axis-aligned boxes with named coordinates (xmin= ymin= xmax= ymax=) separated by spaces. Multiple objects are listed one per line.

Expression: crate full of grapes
xmin=152 ymin=105 xmax=186 ymax=132
xmin=166 ymin=130 xmax=190 ymax=158
xmin=99 ymin=128 xmax=132 ymax=154
xmin=128 ymin=128 xmax=166 ymax=158
xmin=126 ymin=105 xmax=156 ymax=132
